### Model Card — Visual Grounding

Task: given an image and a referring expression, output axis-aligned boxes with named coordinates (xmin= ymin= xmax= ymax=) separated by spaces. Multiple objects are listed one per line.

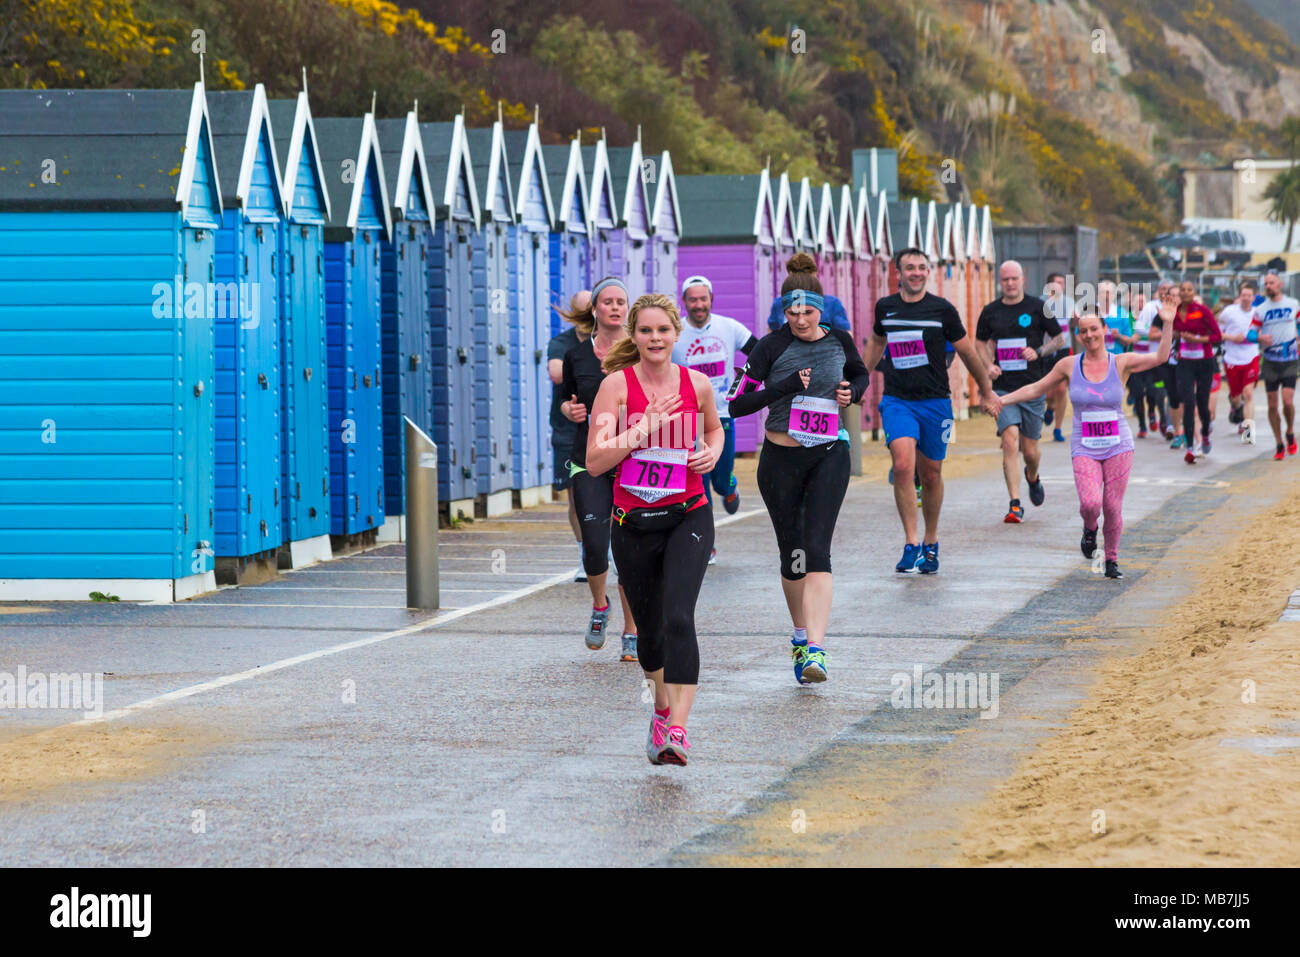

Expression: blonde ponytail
xmin=558 ymin=290 xmax=595 ymax=336
xmin=601 ymin=293 xmax=683 ymax=374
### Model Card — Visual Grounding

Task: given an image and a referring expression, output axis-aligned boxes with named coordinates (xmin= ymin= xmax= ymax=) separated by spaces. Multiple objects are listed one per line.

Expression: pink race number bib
xmin=886 ymin=330 xmax=927 ymax=369
xmin=619 ymin=447 xmax=687 ymax=504
xmin=996 ymin=337 xmax=1027 ymax=371
xmin=787 ymin=395 xmax=839 ymax=447
xmin=1080 ymin=410 xmax=1120 ymax=449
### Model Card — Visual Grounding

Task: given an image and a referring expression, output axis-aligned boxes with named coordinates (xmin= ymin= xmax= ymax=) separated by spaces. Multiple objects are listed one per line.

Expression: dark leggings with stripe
xmin=571 ymin=468 xmax=614 ymax=577
xmin=756 ymin=439 xmax=851 ymax=579
xmin=611 ymin=505 xmax=713 ymax=684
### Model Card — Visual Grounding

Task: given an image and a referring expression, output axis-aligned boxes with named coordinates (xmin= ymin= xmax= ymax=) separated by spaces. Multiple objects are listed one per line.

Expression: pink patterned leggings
xmin=1071 ymin=451 xmax=1133 ymax=561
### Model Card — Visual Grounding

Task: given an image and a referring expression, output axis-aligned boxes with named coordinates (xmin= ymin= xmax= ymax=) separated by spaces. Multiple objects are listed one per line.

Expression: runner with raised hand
xmin=997 ymin=310 xmax=1174 ymax=579
xmin=586 ymin=293 xmax=723 ymax=766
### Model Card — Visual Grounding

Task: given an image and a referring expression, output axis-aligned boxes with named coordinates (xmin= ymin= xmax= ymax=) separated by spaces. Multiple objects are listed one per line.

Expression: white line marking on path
xmin=72 ymin=507 xmax=768 ymax=727
xmin=74 ymin=569 xmax=578 ymax=726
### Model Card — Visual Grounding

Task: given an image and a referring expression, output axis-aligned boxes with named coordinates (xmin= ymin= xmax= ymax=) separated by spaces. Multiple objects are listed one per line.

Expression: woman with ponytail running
xmin=997 ymin=310 xmax=1173 ymax=578
xmin=729 ymin=253 xmax=869 ymax=686
xmin=560 ymin=278 xmax=639 ymax=660
xmin=586 ymin=294 xmax=723 ymax=767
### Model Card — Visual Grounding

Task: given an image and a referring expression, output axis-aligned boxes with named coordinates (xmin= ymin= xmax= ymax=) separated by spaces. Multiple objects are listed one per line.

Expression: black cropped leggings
xmin=756 ymin=439 xmax=851 ymax=579
xmin=1176 ymin=357 xmax=1216 ymax=444
xmin=571 ymin=467 xmax=614 ymax=577
xmin=611 ymin=505 xmax=713 ymax=684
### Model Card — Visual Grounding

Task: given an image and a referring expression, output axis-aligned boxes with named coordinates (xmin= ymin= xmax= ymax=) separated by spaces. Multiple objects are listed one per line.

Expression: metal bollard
xmin=843 ymin=404 xmax=863 ymax=476
xmin=405 ymin=416 xmax=439 ymax=609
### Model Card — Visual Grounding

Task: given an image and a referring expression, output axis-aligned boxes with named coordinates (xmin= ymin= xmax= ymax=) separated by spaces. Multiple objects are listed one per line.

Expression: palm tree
xmin=1263 ymin=163 xmax=1300 ymax=252
xmin=1281 ymin=116 xmax=1300 ymax=161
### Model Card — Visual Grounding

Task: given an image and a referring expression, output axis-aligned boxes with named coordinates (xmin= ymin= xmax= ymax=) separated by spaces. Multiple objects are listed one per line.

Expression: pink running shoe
xmin=659 ymin=726 xmax=691 ymax=766
xmin=646 ymin=712 xmax=669 ymax=765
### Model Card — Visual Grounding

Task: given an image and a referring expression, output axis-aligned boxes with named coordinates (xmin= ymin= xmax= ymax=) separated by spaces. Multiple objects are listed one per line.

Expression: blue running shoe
xmin=1053 ymin=427 xmax=1065 ymax=443
xmin=896 ymin=543 xmax=923 ymax=573
xmin=1043 ymin=406 xmax=1054 ymax=426
xmin=919 ymin=542 xmax=940 ymax=574
xmin=791 ymin=637 xmax=810 ymax=685
xmin=801 ymin=646 xmax=828 ymax=683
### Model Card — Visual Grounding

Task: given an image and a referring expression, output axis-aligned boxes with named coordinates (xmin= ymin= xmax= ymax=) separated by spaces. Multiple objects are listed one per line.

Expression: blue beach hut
xmin=465 ymin=119 xmax=514 ymax=516
xmin=268 ymin=91 xmax=333 ymax=569
xmin=541 ymin=137 xmax=592 ymax=338
xmin=649 ymin=148 xmax=682 ymax=298
xmin=420 ymin=116 xmax=481 ymax=518
xmin=376 ymin=108 xmax=436 ymax=541
xmin=206 ymin=85 xmax=287 ymax=583
xmin=0 ymin=85 xmax=222 ymax=601
xmin=503 ymin=119 xmax=556 ymax=502
xmin=582 ymin=138 xmax=622 ymax=289
xmin=314 ymin=113 xmax=392 ymax=542
xmin=606 ymin=137 xmax=653 ymax=300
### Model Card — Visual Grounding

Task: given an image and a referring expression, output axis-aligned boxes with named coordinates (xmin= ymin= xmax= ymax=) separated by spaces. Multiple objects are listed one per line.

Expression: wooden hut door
xmin=181 ymin=226 xmax=216 ymax=577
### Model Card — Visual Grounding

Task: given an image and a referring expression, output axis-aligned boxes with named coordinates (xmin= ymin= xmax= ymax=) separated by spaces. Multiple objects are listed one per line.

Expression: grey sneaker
xmin=659 ymin=726 xmax=691 ymax=766
xmin=620 ymin=633 xmax=638 ymax=662
xmin=646 ymin=712 xmax=669 ymax=765
xmin=585 ymin=600 xmax=609 ymax=650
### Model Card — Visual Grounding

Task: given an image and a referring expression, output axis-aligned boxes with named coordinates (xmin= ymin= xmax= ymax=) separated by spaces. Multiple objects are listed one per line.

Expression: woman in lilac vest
xmin=997 ymin=310 xmax=1174 ymax=579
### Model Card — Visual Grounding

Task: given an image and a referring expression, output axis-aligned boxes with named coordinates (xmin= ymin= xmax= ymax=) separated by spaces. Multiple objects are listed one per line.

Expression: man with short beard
xmin=673 ymin=275 xmax=758 ymax=562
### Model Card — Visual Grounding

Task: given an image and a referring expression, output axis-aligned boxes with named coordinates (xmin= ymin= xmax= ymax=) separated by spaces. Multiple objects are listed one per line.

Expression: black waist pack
xmin=613 ymin=494 xmax=706 ymax=532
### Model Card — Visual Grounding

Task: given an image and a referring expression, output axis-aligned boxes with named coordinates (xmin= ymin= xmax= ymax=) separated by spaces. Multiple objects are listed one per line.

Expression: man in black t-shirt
xmin=864 ymin=247 xmax=1002 ymax=575
xmin=976 ymin=260 xmax=1066 ymax=524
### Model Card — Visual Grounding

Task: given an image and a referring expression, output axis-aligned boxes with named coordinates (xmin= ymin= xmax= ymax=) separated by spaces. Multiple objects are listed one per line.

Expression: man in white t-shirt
xmin=1217 ymin=280 xmax=1260 ymax=441
xmin=1250 ymin=271 xmax=1300 ymax=458
xmin=673 ymin=275 xmax=759 ymax=548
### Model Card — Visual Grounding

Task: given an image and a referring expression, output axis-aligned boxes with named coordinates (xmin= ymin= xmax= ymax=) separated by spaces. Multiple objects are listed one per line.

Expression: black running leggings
xmin=611 ymin=505 xmax=713 ymax=684
xmin=1129 ymin=369 xmax=1169 ymax=432
xmin=756 ymin=439 xmax=851 ymax=579
xmin=1176 ymin=357 xmax=1216 ymax=443
xmin=571 ymin=468 xmax=614 ymax=577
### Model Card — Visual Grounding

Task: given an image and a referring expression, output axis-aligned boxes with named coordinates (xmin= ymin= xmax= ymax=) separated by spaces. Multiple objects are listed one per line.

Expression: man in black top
xmin=864 ymin=247 xmax=1002 ymax=574
xmin=976 ymin=260 xmax=1065 ymax=524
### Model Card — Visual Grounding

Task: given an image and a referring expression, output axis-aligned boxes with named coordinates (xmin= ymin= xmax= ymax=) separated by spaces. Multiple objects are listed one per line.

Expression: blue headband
xmin=591 ymin=277 xmax=629 ymax=304
xmin=782 ymin=290 xmax=825 ymax=314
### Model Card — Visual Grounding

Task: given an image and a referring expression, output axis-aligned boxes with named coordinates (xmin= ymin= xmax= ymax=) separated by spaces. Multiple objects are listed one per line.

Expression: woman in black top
xmin=728 ymin=253 xmax=869 ymax=687
xmin=561 ymin=277 xmax=640 ymax=661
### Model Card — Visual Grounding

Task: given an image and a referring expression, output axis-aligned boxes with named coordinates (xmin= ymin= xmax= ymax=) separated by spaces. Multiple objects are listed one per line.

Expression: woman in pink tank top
xmin=586 ymin=294 xmax=724 ymax=767
xmin=997 ymin=310 xmax=1173 ymax=579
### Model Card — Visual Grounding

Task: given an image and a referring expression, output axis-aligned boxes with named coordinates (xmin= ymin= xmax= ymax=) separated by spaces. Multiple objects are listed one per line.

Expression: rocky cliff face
xmin=1160 ymin=24 xmax=1300 ymax=125
xmin=938 ymin=0 xmax=1297 ymax=164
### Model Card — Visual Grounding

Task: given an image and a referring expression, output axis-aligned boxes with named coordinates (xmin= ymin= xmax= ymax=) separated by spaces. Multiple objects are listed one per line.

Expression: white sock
xmin=792 ymin=627 xmax=807 ymax=644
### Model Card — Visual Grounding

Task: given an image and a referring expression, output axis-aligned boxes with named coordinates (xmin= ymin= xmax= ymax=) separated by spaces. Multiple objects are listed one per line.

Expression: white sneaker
xmin=1242 ymin=419 xmax=1256 ymax=445
xmin=708 ymin=547 xmax=717 ymax=565
xmin=574 ymin=543 xmax=587 ymax=582
xmin=1193 ymin=439 xmax=1204 ymax=458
